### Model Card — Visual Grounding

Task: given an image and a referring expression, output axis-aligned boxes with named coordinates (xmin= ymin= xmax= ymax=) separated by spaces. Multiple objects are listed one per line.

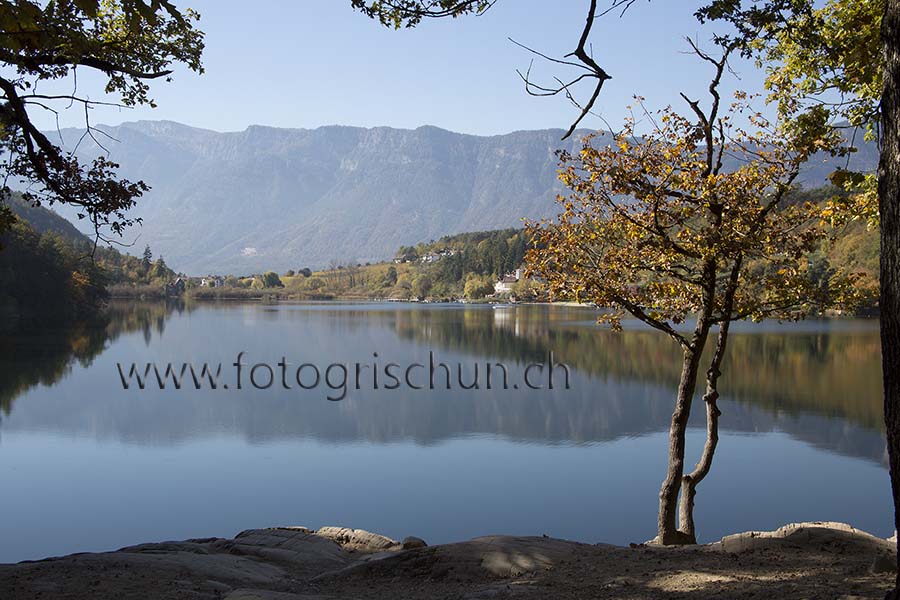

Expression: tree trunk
xmin=881 ymin=0 xmax=900 ymax=595
xmin=678 ymin=321 xmax=730 ymax=542
xmin=658 ymin=343 xmax=705 ymax=545
xmin=677 ymin=258 xmax=740 ymax=543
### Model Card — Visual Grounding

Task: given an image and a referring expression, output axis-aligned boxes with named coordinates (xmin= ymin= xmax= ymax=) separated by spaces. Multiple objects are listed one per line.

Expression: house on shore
xmin=494 ymin=269 xmax=523 ymax=295
xmin=166 ymin=277 xmax=186 ymax=297
xmin=200 ymin=276 xmax=224 ymax=288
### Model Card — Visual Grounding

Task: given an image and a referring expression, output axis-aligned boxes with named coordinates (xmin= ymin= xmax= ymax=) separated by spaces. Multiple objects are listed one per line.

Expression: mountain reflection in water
xmin=0 ymin=301 xmax=884 ymax=464
xmin=0 ymin=300 xmax=890 ymax=562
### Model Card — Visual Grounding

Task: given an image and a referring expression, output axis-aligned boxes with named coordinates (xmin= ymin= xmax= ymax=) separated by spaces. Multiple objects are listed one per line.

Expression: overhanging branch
xmin=511 ymin=0 xmax=621 ymax=140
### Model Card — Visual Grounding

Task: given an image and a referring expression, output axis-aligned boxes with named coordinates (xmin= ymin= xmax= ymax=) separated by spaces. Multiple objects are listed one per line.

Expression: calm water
xmin=0 ymin=301 xmax=891 ymax=563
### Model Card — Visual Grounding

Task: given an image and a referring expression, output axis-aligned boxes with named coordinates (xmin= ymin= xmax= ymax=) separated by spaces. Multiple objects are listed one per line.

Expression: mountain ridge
xmin=40 ymin=120 xmax=879 ymax=274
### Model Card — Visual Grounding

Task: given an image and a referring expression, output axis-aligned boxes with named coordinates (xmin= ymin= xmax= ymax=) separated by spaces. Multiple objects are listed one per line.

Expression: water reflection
xmin=0 ymin=326 xmax=106 ymax=416
xmin=0 ymin=300 xmax=892 ymax=561
xmin=0 ymin=301 xmax=188 ymax=414
xmin=396 ymin=306 xmax=883 ymax=429
xmin=0 ymin=301 xmax=885 ymax=465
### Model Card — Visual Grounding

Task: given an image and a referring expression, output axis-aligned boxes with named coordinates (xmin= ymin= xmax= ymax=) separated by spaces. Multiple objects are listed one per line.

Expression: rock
xmin=402 ymin=536 xmax=428 ymax=550
xmin=1 ymin=522 xmax=894 ymax=600
xmin=220 ymin=527 xmax=352 ymax=577
xmin=313 ymin=535 xmax=583 ymax=583
xmin=871 ymin=554 xmax=897 ymax=574
xmin=314 ymin=527 xmax=399 ymax=553
xmin=715 ymin=522 xmax=894 ymax=555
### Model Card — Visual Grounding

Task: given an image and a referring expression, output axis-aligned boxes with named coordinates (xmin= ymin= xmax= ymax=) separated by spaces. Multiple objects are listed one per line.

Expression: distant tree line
xmin=96 ymin=244 xmax=177 ymax=287
xmin=0 ymin=194 xmax=181 ymax=325
xmin=395 ymin=229 xmax=531 ymax=298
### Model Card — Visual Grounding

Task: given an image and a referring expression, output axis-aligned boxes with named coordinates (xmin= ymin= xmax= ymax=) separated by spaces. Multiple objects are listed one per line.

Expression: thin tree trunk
xmin=677 ymin=257 xmax=741 ymax=543
xmin=658 ymin=256 xmax=717 ymax=546
xmin=881 ymin=0 xmax=900 ymax=594
xmin=678 ymin=321 xmax=730 ymax=542
xmin=658 ymin=339 xmax=706 ymax=545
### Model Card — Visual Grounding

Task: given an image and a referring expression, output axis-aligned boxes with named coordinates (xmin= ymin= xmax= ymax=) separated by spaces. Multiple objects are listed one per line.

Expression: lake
xmin=0 ymin=300 xmax=891 ymax=563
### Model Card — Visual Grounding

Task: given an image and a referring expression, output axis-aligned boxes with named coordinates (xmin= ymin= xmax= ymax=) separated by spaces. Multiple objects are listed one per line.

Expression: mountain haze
xmin=44 ymin=121 xmax=878 ymax=274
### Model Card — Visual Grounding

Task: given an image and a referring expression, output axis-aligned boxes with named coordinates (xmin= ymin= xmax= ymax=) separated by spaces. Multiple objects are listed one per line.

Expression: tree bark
xmin=882 ymin=0 xmax=900 ymax=595
xmin=658 ymin=339 xmax=706 ymax=545
xmin=678 ymin=322 xmax=730 ymax=542
xmin=677 ymin=257 xmax=741 ymax=543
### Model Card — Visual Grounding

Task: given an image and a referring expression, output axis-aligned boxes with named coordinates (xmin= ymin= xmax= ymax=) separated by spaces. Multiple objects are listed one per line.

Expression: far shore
xmin=107 ymin=288 xmax=600 ymax=307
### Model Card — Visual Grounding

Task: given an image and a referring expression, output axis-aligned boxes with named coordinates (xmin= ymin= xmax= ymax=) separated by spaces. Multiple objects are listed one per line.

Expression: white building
xmin=494 ymin=268 xmax=523 ymax=295
xmin=200 ymin=276 xmax=224 ymax=288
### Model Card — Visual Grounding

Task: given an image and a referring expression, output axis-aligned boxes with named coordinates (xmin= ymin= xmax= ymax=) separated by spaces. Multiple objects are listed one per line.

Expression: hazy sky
xmin=30 ymin=0 xmax=767 ymax=135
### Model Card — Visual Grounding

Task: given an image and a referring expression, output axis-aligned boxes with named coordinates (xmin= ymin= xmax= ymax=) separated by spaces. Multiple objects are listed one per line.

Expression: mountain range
xmin=42 ymin=120 xmax=879 ymax=274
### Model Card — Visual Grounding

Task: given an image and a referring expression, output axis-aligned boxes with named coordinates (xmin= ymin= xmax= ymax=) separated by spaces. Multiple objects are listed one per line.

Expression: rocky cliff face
xmin=45 ymin=121 xmax=878 ymax=274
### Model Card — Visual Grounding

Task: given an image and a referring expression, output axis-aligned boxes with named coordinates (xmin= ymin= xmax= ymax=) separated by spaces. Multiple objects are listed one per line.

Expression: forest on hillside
xmin=0 ymin=184 xmax=882 ymax=312
xmin=0 ymin=195 xmax=178 ymax=327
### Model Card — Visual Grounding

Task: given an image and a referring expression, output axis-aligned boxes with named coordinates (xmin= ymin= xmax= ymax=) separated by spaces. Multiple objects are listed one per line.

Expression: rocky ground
xmin=0 ymin=522 xmax=896 ymax=599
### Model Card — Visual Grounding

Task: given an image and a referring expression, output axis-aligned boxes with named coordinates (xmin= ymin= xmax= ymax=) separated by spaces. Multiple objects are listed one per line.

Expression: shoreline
xmin=1 ymin=521 xmax=895 ymax=599
xmin=104 ymin=293 xmax=883 ymax=319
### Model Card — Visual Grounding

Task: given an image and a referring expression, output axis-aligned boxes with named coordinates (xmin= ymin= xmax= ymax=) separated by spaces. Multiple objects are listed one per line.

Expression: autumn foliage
xmin=526 ymin=51 xmax=863 ymax=543
xmin=527 ymin=95 xmax=861 ymax=334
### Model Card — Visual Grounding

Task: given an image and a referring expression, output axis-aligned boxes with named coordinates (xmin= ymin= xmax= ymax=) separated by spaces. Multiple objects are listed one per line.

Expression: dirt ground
xmin=0 ymin=522 xmax=895 ymax=599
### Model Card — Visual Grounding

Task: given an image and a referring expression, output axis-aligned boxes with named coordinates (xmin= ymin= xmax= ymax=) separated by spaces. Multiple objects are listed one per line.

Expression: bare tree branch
xmin=510 ymin=0 xmax=626 ymax=140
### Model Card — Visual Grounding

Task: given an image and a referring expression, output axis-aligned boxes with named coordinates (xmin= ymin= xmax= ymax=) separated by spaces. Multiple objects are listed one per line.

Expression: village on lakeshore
xmin=148 ymin=228 xmax=549 ymax=304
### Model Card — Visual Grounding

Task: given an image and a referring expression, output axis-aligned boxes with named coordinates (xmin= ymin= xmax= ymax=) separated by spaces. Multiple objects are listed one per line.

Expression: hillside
xmin=1 ymin=195 xmax=178 ymax=315
xmin=0 ymin=198 xmax=106 ymax=327
xmin=201 ymin=195 xmax=878 ymax=312
xmin=6 ymin=194 xmax=88 ymax=244
xmin=42 ymin=121 xmax=879 ymax=274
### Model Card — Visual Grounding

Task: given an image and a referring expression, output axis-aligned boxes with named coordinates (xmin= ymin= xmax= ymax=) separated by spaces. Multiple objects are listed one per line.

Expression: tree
xmin=262 ymin=271 xmax=284 ymax=288
xmin=698 ymin=0 xmax=900 ymax=589
xmin=149 ymin=256 xmax=169 ymax=281
xmin=355 ymin=0 xmax=893 ymax=548
xmin=882 ymin=4 xmax=900 ymax=593
xmin=411 ymin=274 xmax=433 ymax=299
xmin=382 ymin=265 xmax=399 ymax=287
xmin=511 ymin=277 xmax=541 ymax=301
xmin=284 ymin=269 xmax=295 ymax=277
xmin=698 ymin=0 xmax=882 ymax=224
xmin=0 ymin=0 xmax=204 ymax=243
xmin=394 ymin=245 xmax=418 ymax=263
xmin=0 ymin=220 xmax=107 ymax=323
xmin=527 ymin=44 xmax=858 ymax=544
xmin=351 ymin=0 xmax=615 ymax=139
xmin=396 ymin=275 xmax=412 ymax=294
xmin=350 ymin=0 xmax=490 ymax=27
xmin=298 ymin=267 xmax=312 ymax=278
xmin=141 ymin=245 xmax=152 ymax=274
xmin=463 ymin=273 xmax=494 ymax=300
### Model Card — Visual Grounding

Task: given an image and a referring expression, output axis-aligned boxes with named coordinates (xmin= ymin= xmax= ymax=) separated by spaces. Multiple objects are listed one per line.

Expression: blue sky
xmin=31 ymin=0 xmax=768 ymax=135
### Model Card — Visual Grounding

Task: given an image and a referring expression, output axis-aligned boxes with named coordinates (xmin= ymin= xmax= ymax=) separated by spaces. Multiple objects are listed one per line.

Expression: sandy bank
xmin=0 ymin=522 xmax=895 ymax=599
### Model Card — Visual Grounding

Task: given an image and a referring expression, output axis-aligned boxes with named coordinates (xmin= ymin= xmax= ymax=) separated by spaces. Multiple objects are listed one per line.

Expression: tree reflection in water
xmin=0 ymin=302 xmax=885 ymax=464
